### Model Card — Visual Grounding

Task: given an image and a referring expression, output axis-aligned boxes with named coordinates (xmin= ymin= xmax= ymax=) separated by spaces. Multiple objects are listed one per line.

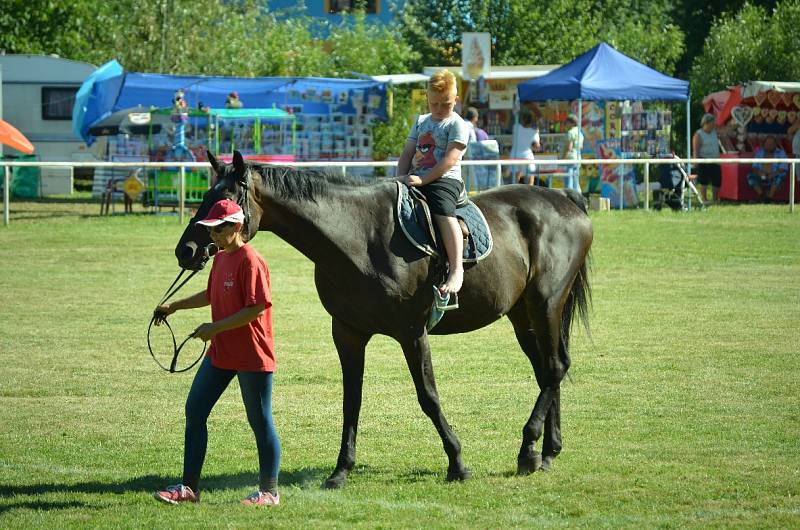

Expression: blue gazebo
xmin=518 ymin=43 xmax=690 ymax=206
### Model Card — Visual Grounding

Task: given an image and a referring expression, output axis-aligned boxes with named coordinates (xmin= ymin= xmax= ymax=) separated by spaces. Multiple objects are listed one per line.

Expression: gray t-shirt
xmin=407 ymin=113 xmax=469 ymax=181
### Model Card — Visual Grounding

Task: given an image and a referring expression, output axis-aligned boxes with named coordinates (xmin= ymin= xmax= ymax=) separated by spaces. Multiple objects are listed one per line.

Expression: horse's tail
xmin=563 ymin=254 xmax=591 ymax=341
xmin=562 ymin=189 xmax=592 ymax=343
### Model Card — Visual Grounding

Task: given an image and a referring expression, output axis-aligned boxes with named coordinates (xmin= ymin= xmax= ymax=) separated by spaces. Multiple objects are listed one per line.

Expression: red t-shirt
xmin=205 ymin=244 xmax=275 ymax=372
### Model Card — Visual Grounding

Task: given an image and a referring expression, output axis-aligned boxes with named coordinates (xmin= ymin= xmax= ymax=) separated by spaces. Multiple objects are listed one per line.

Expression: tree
xmin=690 ymin=0 xmax=800 ymax=99
xmin=0 ymin=0 xmax=111 ymax=61
xmin=399 ymin=0 xmax=685 ymax=74
xmin=673 ymin=0 xmax=778 ymax=75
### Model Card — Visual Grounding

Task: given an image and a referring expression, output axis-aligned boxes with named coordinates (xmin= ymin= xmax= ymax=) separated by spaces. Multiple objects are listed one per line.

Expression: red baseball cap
xmin=196 ymin=199 xmax=244 ymax=226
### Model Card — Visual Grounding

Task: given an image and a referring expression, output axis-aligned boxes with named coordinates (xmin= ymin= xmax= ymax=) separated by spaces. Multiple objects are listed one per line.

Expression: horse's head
xmin=175 ymin=150 xmax=262 ymax=270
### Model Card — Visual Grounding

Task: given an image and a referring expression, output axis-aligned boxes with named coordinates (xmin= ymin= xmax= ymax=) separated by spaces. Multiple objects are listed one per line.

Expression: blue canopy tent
xmin=518 ymin=43 xmax=690 ymax=208
xmin=73 ymin=60 xmax=389 ymax=146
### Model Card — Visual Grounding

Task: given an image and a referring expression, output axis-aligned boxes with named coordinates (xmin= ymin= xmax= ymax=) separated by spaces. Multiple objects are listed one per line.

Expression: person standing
xmin=462 ymin=106 xmax=492 ymax=191
xmin=464 ymin=107 xmax=489 ymax=141
xmin=510 ymin=110 xmax=540 ymax=185
xmin=692 ymin=113 xmax=722 ymax=203
xmin=559 ymin=113 xmax=584 ymax=192
xmin=153 ymin=199 xmax=282 ymax=507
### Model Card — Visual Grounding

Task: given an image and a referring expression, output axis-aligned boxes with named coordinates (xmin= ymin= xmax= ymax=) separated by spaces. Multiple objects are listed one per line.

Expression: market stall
xmin=517 ymin=42 xmax=690 ymax=208
xmin=73 ymin=60 xmax=389 ymax=203
xmin=703 ymin=81 xmax=800 ymax=203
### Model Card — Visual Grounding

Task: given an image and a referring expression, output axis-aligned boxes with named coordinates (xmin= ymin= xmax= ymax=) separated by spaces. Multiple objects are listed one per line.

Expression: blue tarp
xmin=72 ymin=59 xmax=125 ymax=142
xmin=518 ymin=43 xmax=689 ymax=102
xmin=73 ymin=62 xmax=388 ymax=145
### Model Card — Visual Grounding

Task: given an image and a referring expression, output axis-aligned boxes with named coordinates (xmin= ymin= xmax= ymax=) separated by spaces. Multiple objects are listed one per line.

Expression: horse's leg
xmin=400 ymin=331 xmax=470 ymax=481
xmin=507 ymin=299 xmax=569 ymax=475
xmin=324 ymin=318 xmax=370 ymax=489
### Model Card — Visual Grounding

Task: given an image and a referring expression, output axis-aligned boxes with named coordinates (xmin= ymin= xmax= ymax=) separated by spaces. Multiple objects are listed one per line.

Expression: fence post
xmin=791 ymin=161 xmax=796 ymax=213
xmin=179 ymin=165 xmax=186 ymax=225
xmin=341 ymin=165 xmax=346 ymax=178
xmin=496 ymin=163 xmax=502 ymax=188
xmin=644 ymin=162 xmax=650 ymax=211
xmin=3 ymin=166 xmax=10 ymax=226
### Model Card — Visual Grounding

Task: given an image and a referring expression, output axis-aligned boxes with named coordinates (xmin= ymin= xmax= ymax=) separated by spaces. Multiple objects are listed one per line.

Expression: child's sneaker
xmin=154 ymin=484 xmax=199 ymax=505
xmin=241 ymin=490 xmax=280 ymax=506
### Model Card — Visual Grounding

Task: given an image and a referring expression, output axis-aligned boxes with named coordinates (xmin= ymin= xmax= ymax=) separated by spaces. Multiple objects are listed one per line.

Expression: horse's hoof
xmin=446 ymin=467 xmax=471 ymax=482
xmin=516 ymin=452 xmax=542 ymax=475
xmin=540 ymin=455 xmax=556 ymax=472
xmin=322 ymin=473 xmax=347 ymax=489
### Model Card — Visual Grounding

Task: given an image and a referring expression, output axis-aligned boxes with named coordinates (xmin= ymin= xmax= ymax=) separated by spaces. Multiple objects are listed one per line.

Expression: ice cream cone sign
xmin=462 ymin=32 xmax=490 ymax=80
xmin=0 ymin=119 xmax=34 ymax=155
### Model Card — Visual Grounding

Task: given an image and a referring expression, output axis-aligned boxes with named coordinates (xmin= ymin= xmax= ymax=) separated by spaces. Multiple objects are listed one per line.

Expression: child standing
xmin=153 ymin=198 xmax=281 ymax=507
xmin=397 ymin=69 xmax=470 ymax=294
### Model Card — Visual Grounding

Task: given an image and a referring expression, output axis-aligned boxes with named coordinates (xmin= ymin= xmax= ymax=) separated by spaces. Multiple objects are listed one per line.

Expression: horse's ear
xmin=207 ymin=150 xmax=221 ymax=175
xmin=232 ymin=150 xmax=246 ymax=177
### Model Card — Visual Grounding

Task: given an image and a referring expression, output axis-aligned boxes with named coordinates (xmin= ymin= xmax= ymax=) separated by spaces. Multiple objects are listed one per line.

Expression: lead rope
xmin=148 ymin=243 xmax=217 ymax=373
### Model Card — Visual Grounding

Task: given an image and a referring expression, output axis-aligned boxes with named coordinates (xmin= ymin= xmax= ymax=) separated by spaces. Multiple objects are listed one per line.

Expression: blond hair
xmin=428 ymin=69 xmax=457 ymax=95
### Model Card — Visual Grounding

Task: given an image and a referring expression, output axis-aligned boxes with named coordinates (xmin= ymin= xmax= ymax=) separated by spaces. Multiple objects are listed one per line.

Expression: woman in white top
xmin=511 ymin=110 xmax=540 ymax=185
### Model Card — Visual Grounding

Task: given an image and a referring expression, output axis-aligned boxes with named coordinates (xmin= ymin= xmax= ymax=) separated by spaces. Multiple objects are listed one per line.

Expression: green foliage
xmin=690 ymin=0 xmax=800 ymax=98
xmin=372 ymin=87 xmax=415 ymax=161
xmin=399 ymin=0 xmax=685 ymax=74
xmin=0 ymin=0 xmax=108 ymax=60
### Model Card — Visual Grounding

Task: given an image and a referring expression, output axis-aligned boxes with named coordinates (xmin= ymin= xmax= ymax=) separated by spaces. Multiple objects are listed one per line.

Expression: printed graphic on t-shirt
xmin=223 ymin=272 xmax=234 ymax=292
xmin=413 ymin=131 xmax=437 ymax=171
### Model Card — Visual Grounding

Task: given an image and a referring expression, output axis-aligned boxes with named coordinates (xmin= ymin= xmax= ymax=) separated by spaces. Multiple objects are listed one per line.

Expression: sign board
xmin=488 ymin=81 xmax=515 ymax=110
xmin=462 ymin=33 xmax=491 ymax=81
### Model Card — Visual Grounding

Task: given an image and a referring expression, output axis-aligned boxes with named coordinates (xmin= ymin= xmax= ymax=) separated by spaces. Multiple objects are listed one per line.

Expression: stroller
xmin=653 ymin=162 xmax=685 ymax=211
xmin=652 ymin=155 xmax=705 ymax=211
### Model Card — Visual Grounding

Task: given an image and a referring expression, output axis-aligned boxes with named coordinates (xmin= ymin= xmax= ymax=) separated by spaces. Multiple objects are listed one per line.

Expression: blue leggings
xmin=182 ymin=356 xmax=281 ymax=492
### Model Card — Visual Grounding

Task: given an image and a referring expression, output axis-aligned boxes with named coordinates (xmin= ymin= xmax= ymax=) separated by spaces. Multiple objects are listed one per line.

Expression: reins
xmin=148 ymin=244 xmax=217 ymax=373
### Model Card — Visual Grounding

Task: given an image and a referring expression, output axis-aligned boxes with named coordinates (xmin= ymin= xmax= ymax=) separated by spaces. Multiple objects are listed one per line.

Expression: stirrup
xmin=434 ymin=287 xmax=459 ymax=311
xmin=426 ymin=286 xmax=459 ymax=332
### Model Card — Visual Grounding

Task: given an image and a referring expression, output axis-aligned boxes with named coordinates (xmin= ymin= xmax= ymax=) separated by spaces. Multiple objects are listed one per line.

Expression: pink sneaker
xmin=241 ymin=490 xmax=280 ymax=506
xmin=153 ymin=484 xmax=199 ymax=505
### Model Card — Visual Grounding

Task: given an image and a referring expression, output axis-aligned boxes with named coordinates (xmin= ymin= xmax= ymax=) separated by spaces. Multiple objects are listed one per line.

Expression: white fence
xmin=2 ymin=157 xmax=797 ymax=226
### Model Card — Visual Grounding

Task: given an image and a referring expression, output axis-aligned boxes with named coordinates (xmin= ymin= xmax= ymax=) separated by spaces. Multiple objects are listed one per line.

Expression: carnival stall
xmin=518 ymin=43 xmax=690 ymax=208
xmin=72 ymin=60 xmax=389 ymax=204
xmin=703 ymin=81 xmax=800 ymax=202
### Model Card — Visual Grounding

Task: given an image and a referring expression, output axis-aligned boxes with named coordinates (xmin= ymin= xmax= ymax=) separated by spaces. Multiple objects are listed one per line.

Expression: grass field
xmin=1 ymin=200 xmax=798 ymax=528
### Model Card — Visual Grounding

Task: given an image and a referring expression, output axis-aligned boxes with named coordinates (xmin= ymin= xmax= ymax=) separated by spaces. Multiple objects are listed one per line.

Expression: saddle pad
xmin=396 ymin=182 xmax=493 ymax=263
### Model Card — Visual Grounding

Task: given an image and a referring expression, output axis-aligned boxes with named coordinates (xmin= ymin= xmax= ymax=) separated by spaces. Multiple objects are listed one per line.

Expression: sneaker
xmin=241 ymin=490 xmax=280 ymax=506
xmin=154 ymin=484 xmax=199 ymax=505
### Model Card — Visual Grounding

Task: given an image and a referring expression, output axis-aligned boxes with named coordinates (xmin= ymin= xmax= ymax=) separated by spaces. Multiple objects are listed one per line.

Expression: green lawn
xmin=0 ymin=201 xmax=798 ymax=528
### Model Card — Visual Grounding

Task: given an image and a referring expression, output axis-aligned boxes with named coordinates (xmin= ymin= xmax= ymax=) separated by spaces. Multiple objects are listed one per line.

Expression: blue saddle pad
xmin=396 ymin=182 xmax=493 ymax=263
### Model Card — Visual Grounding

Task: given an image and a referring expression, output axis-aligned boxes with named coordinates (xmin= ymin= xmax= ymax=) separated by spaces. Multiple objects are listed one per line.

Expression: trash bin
xmin=1 ymin=155 xmax=40 ymax=198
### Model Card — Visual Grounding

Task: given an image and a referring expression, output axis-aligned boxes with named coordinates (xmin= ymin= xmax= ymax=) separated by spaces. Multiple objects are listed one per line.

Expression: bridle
xmin=147 ymin=169 xmax=253 ymax=373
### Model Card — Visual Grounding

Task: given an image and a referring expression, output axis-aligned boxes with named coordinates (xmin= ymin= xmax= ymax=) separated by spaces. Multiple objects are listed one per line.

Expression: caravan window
xmin=42 ymin=87 xmax=78 ymax=120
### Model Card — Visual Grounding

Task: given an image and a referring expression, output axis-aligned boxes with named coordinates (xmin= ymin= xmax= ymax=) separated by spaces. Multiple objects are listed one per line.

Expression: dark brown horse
xmin=175 ymin=151 xmax=593 ymax=488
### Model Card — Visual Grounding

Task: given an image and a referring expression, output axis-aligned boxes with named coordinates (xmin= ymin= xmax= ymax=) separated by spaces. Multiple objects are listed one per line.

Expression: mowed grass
xmin=0 ymin=200 xmax=798 ymax=528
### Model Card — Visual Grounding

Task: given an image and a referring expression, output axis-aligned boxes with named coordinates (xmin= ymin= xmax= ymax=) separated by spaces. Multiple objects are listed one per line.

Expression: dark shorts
xmin=419 ymin=178 xmax=463 ymax=217
xmin=697 ymin=164 xmax=722 ymax=187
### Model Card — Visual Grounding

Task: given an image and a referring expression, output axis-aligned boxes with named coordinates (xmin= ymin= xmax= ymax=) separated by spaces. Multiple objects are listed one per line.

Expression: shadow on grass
xmin=0 ymin=466 xmax=330 ymax=500
xmin=0 ymin=500 xmax=88 ymax=515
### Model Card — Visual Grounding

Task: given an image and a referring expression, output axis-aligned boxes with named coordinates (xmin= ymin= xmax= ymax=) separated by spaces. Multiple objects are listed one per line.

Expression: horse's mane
xmin=249 ymin=163 xmax=367 ymax=203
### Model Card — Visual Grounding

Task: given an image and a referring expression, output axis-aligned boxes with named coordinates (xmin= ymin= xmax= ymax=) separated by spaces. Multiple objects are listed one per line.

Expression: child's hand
xmin=192 ymin=322 xmax=218 ymax=342
xmin=153 ymin=304 xmax=175 ymax=325
xmin=400 ymin=174 xmax=423 ymax=187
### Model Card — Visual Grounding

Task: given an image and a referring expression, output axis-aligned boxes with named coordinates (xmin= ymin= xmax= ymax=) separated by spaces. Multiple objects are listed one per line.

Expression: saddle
xmin=395 ymin=182 xmax=493 ymax=263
